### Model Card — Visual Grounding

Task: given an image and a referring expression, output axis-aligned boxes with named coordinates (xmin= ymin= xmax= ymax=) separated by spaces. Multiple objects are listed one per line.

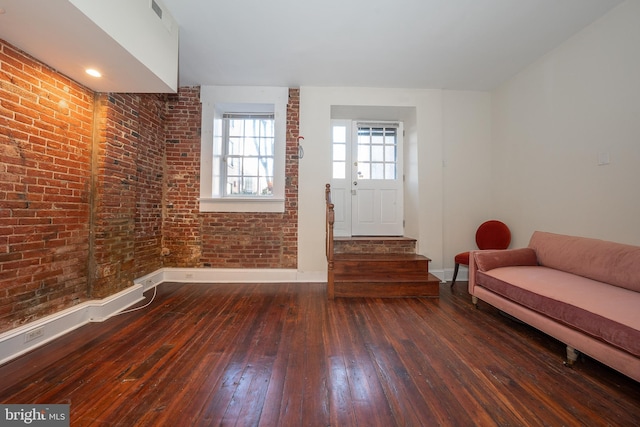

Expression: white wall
xmin=442 ymin=91 xmax=494 ymax=275
xmin=298 ymin=87 xmax=494 ymax=279
xmin=491 ymin=0 xmax=640 ymax=248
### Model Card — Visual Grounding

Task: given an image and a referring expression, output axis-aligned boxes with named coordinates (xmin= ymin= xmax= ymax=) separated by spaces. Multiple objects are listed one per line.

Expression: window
xmin=331 ymin=121 xmax=399 ymax=180
xmin=355 ymin=124 xmax=398 ymax=180
xmin=222 ymin=113 xmax=275 ymax=196
xmin=200 ymin=86 xmax=288 ymax=212
xmin=332 ymin=124 xmax=347 ymax=179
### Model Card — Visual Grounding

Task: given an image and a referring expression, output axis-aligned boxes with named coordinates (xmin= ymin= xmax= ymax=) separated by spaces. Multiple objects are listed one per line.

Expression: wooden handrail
xmin=325 ymin=184 xmax=335 ymax=299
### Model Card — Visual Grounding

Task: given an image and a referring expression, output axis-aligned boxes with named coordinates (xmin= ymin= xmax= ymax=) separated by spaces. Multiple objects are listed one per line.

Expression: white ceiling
xmin=0 ymin=0 xmax=626 ymax=92
xmin=163 ymin=0 xmax=624 ymax=90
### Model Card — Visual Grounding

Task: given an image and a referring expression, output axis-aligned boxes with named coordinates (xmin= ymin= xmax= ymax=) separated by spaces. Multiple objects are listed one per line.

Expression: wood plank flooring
xmin=1 ymin=282 xmax=639 ymax=426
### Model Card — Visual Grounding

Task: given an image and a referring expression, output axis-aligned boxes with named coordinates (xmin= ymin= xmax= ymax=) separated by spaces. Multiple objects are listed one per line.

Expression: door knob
xmin=353 ymin=181 xmax=358 ymax=186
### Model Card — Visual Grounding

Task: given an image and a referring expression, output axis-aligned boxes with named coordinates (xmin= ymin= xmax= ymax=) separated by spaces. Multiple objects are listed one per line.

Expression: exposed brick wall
xmin=162 ymin=87 xmax=202 ymax=267
xmin=90 ymin=93 xmax=166 ymax=298
xmin=163 ymin=87 xmax=299 ymax=268
xmin=0 ymin=40 xmax=167 ymax=331
xmin=0 ymin=41 xmax=93 ymax=330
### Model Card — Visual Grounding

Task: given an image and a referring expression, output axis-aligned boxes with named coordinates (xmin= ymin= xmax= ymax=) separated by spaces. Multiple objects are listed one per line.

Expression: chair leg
xmin=451 ymin=263 xmax=460 ymax=287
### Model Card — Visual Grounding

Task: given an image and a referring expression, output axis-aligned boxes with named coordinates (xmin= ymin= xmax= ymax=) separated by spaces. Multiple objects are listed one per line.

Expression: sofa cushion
xmin=474 ymin=248 xmax=538 ymax=272
xmin=476 ymin=266 xmax=640 ymax=357
xmin=528 ymin=231 xmax=640 ymax=292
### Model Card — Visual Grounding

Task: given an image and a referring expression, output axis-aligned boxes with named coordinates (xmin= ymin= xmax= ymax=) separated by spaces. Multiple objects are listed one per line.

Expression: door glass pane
xmin=385 ymin=145 xmax=396 ymax=161
xmin=356 ymin=124 xmax=398 ymax=180
xmin=385 ymin=163 xmax=396 ymax=179
xmin=332 ymin=124 xmax=349 ymax=179
xmin=357 ymin=164 xmax=370 ymax=179
xmin=372 ymin=145 xmax=384 ymax=162
xmin=333 ymin=126 xmax=346 ymax=143
xmin=371 ymin=163 xmax=384 ymax=179
xmin=358 ymin=145 xmax=370 ymax=162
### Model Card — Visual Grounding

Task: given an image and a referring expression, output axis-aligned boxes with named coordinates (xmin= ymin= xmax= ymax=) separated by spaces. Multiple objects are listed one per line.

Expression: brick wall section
xmin=0 ymin=40 xmax=167 ymax=331
xmin=133 ymin=94 xmax=166 ymax=279
xmin=90 ymin=93 xmax=166 ymax=298
xmin=164 ymin=88 xmax=299 ymax=268
xmin=0 ymin=41 xmax=93 ymax=330
xmin=162 ymin=87 xmax=203 ymax=267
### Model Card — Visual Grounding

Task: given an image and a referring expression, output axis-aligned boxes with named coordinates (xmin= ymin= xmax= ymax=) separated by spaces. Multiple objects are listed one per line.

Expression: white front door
xmin=331 ymin=120 xmax=404 ymax=237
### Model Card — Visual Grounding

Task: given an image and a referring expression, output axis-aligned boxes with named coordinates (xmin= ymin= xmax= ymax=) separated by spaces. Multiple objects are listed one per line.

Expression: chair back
xmin=475 ymin=220 xmax=511 ymax=250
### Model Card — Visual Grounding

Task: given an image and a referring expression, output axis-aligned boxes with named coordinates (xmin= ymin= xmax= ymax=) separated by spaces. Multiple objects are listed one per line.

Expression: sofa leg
xmin=564 ymin=346 xmax=579 ymax=366
xmin=471 ymin=296 xmax=478 ymax=307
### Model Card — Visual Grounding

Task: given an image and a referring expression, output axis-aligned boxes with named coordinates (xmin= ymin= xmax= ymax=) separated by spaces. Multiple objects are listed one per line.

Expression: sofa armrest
xmin=469 ymin=248 xmax=538 ymax=295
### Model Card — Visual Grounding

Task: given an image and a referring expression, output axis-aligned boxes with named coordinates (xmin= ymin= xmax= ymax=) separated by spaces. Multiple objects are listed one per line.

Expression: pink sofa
xmin=469 ymin=231 xmax=640 ymax=382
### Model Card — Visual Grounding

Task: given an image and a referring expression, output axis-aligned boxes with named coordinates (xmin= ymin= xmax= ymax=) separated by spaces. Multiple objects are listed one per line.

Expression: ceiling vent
xmin=151 ymin=0 xmax=163 ymax=20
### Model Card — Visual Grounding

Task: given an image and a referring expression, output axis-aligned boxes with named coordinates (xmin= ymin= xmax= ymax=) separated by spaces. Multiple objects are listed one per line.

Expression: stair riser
xmin=333 ymin=281 xmax=439 ymax=298
xmin=333 ymin=239 xmax=417 ymax=255
xmin=333 ymin=260 xmax=429 ymax=275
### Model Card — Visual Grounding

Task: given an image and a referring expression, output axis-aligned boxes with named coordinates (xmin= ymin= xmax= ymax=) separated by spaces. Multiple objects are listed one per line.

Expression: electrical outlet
xmin=24 ymin=327 xmax=44 ymax=343
xmin=185 ymin=273 xmax=194 ymax=279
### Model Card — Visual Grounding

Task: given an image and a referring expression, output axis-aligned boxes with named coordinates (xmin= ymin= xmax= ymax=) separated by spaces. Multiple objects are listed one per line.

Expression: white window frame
xmin=199 ymin=86 xmax=288 ymax=212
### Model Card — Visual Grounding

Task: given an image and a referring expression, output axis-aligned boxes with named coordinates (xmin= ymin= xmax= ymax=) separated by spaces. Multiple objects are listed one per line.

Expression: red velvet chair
xmin=451 ymin=220 xmax=511 ymax=287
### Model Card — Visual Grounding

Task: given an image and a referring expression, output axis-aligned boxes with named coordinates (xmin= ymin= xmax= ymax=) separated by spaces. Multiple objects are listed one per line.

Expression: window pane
xmin=228 ymin=138 xmax=242 ymax=155
xmin=227 ymin=156 xmax=242 ymax=176
xmin=370 ymin=128 xmax=382 ymax=143
xmin=333 ymin=143 xmax=346 ymax=161
xmin=385 ymin=145 xmax=396 ymax=162
xmin=260 ymin=138 xmax=274 ymax=156
xmin=385 ymin=163 xmax=396 ymax=179
xmin=333 ymin=161 xmax=345 ymax=179
xmin=229 ymin=119 xmax=244 ymax=136
xmin=262 ymin=158 xmax=274 ymax=177
xmin=358 ymin=164 xmax=370 ymax=179
xmin=372 ymin=145 xmax=384 ymax=162
xmin=227 ymin=176 xmax=240 ymax=194
xmin=333 ymin=126 xmax=346 ymax=143
xmin=358 ymin=145 xmax=370 ymax=162
xmin=259 ymin=177 xmax=273 ymax=195
xmin=242 ymin=177 xmax=256 ymax=194
xmin=243 ymin=157 xmax=259 ymax=176
xmin=371 ymin=163 xmax=384 ymax=179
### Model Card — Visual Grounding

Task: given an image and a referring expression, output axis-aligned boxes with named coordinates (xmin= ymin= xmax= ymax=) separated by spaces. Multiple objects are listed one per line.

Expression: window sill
xmin=199 ymin=197 xmax=285 ymax=213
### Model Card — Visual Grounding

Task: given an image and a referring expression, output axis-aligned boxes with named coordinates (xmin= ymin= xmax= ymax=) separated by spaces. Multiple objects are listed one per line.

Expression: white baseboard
xmin=0 ymin=285 xmax=145 ymax=366
xmin=156 ymin=267 xmax=326 ymax=284
xmin=441 ymin=267 xmax=468 ymax=282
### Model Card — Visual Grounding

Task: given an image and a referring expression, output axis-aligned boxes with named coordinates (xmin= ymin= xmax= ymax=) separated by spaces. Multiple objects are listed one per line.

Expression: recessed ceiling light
xmin=86 ymin=69 xmax=102 ymax=78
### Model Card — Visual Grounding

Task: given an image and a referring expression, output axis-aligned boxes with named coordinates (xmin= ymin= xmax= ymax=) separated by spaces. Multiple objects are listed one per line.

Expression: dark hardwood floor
xmin=1 ymin=281 xmax=638 ymax=426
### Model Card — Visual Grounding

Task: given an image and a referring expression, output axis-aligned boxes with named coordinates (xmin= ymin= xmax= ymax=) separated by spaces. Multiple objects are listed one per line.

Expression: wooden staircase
xmin=326 ymin=185 xmax=440 ymax=299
